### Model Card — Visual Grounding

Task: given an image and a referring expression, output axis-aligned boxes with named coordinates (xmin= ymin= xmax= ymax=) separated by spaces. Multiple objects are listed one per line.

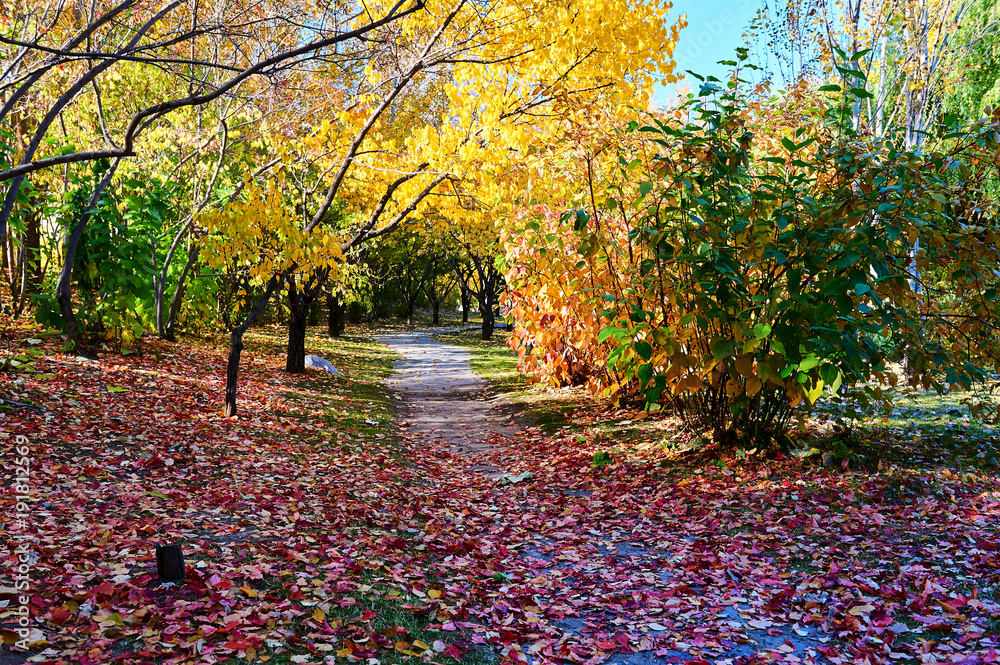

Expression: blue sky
xmin=651 ymin=0 xmax=762 ymax=109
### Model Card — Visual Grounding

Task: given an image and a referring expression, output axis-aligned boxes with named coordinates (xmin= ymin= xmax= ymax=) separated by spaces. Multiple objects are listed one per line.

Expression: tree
xmin=0 ymin=0 xmax=426 ymax=356
xmin=422 ymin=259 xmax=458 ymax=325
xmin=384 ymin=231 xmax=437 ymax=326
xmin=755 ymin=0 xmax=980 ymax=143
xmin=945 ymin=0 xmax=1000 ymax=120
xmin=452 ymin=242 xmax=505 ymax=339
xmin=209 ymin=0 xmax=683 ymax=413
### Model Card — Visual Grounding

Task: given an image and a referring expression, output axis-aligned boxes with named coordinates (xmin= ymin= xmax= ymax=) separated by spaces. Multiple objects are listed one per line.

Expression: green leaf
xmin=854 ymin=283 xmax=870 ymax=296
xmin=598 ymin=326 xmax=625 ymax=344
xmin=143 ymin=492 xmax=170 ymax=499
xmin=830 ymin=371 xmax=843 ymax=392
xmin=711 ymin=338 xmax=735 ymax=361
xmin=818 ymin=363 xmax=839 ymax=383
xmin=836 ymin=66 xmax=867 ymax=81
xmin=753 ymin=323 xmax=771 ymax=339
xmin=591 ymin=451 xmax=613 ymax=467
xmin=799 ymin=356 xmax=821 ymax=371
xmin=758 ymin=361 xmax=773 ymax=381
xmin=107 ymin=386 xmax=128 ymax=393
xmin=780 ymin=137 xmax=797 ymax=151
xmin=818 ymin=84 xmax=842 ymax=92
xmin=635 ymin=341 xmax=653 ymax=361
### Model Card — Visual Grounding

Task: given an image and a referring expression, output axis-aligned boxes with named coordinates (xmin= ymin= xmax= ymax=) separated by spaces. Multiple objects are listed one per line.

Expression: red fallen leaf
xmin=924 ymin=622 xmax=953 ymax=632
xmin=50 ymin=607 xmax=72 ymax=624
xmin=91 ymin=582 xmax=114 ymax=597
xmin=817 ymin=644 xmax=842 ymax=658
xmin=443 ymin=644 xmax=464 ymax=659
xmin=870 ymin=609 xmax=894 ymax=627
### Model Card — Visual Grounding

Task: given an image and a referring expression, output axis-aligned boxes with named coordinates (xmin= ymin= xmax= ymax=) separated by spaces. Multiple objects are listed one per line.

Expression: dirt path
xmin=378 ymin=331 xmax=519 ymax=467
xmin=377 ymin=331 xmax=831 ymax=665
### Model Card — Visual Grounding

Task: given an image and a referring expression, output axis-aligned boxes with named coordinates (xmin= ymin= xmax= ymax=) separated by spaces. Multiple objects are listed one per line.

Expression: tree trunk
xmin=327 ymin=292 xmax=345 ymax=338
xmin=55 ymin=158 xmax=120 ymax=355
xmin=335 ymin=299 xmax=345 ymax=336
xmin=287 ymin=310 xmax=307 ymax=372
xmin=156 ymin=220 xmax=193 ymax=337
xmin=432 ymin=300 xmax=440 ymax=325
xmin=481 ymin=305 xmax=495 ymax=340
xmin=22 ymin=200 xmax=42 ymax=296
xmin=286 ymin=279 xmax=309 ymax=373
xmin=163 ymin=242 xmax=199 ymax=342
xmin=225 ymin=272 xmax=284 ymax=417
xmin=461 ymin=286 xmax=470 ymax=323
xmin=406 ymin=300 xmax=415 ymax=327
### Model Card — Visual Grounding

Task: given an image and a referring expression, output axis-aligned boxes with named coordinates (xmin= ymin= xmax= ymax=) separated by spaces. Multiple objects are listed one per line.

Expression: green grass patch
xmin=811 ymin=386 xmax=1000 ymax=470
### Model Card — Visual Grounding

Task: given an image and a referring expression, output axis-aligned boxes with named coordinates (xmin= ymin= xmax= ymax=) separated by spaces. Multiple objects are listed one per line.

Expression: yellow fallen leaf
xmin=312 ymin=607 xmax=326 ymax=622
xmin=412 ymin=639 xmax=431 ymax=651
xmin=428 ymin=588 xmax=442 ymax=599
xmin=848 ymin=604 xmax=875 ymax=616
xmin=240 ymin=586 xmax=258 ymax=598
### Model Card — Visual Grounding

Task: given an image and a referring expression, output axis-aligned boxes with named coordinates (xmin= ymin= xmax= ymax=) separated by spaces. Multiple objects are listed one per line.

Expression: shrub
xmin=506 ymin=53 xmax=1000 ymax=445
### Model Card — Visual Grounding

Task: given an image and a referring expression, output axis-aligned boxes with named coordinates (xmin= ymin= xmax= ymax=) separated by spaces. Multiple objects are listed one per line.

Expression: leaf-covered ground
xmin=2 ymin=321 xmax=999 ymax=665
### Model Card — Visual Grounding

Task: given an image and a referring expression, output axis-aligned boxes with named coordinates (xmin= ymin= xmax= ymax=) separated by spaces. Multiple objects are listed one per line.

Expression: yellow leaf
xmin=240 ymin=586 xmax=258 ymax=598
xmin=412 ymin=639 xmax=431 ymax=651
xmin=312 ymin=607 xmax=326 ymax=622
xmin=395 ymin=642 xmax=418 ymax=655
xmin=804 ymin=378 xmax=824 ymax=405
xmin=427 ymin=588 xmax=442 ymax=599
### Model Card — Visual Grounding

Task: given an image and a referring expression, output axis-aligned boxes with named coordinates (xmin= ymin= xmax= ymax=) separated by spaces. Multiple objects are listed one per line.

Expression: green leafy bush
xmin=589 ymin=54 xmax=1000 ymax=444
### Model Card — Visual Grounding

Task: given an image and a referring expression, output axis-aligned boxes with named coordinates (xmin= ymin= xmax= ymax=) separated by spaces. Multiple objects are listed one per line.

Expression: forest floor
xmin=1 ymin=317 xmax=999 ymax=665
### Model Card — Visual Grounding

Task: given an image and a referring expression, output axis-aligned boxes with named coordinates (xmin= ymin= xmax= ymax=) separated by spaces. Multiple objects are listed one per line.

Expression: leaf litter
xmin=0 ymin=323 xmax=998 ymax=665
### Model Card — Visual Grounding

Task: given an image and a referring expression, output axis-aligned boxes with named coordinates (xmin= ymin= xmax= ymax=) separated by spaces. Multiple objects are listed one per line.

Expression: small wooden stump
xmin=156 ymin=544 xmax=185 ymax=582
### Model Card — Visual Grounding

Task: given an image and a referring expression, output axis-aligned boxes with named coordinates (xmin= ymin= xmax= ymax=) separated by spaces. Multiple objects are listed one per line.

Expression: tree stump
xmin=156 ymin=544 xmax=185 ymax=582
